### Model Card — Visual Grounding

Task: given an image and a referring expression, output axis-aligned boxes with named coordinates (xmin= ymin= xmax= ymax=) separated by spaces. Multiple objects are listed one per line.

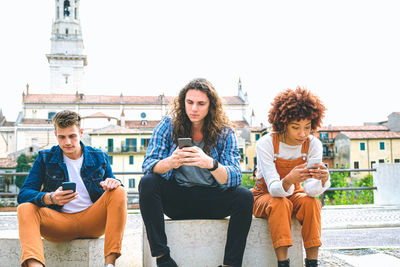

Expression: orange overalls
xmin=252 ymin=133 xmax=322 ymax=249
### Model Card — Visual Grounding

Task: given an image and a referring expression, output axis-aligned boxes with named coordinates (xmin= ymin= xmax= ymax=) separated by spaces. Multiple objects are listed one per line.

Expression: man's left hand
xmin=100 ymin=178 xmax=121 ymax=191
xmin=179 ymin=146 xmax=214 ymax=169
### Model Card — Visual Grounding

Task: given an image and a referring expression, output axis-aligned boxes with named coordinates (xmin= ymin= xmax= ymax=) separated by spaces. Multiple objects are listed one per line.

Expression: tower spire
xmin=46 ymin=0 xmax=87 ymax=93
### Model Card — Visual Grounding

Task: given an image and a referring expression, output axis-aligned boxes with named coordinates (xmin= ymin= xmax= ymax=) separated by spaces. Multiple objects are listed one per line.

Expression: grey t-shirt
xmin=174 ymin=140 xmax=218 ymax=187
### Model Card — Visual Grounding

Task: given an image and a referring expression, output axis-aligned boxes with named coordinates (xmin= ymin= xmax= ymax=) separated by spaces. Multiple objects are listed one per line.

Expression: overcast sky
xmin=0 ymin=0 xmax=399 ymax=126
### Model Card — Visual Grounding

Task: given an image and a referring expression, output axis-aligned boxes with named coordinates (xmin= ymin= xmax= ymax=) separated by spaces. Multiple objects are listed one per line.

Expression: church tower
xmin=46 ymin=0 xmax=87 ymax=93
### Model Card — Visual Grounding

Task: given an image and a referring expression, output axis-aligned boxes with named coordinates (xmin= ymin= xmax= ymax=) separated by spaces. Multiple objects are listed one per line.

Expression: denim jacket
xmin=17 ymin=142 xmax=115 ymax=211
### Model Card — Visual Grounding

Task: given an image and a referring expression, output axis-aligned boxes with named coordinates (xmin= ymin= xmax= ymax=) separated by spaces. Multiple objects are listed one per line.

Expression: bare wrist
xmin=282 ymin=175 xmax=293 ymax=189
xmin=209 ymin=157 xmax=214 ymax=169
xmin=43 ymin=193 xmax=51 ymax=205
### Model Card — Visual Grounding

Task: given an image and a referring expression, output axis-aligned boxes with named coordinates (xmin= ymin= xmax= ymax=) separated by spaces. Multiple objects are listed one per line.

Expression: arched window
xmin=65 ymin=28 xmax=69 ymax=36
xmin=64 ymin=0 xmax=70 ymax=17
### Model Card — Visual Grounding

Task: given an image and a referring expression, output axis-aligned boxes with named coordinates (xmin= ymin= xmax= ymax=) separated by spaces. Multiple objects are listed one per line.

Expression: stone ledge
xmin=1 ymin=215 xmax=304 ymax=266
xmin=144 ymin=217 xmax=304 ymax=267
xmin=0 ymin=229 xmax=142 ymax=267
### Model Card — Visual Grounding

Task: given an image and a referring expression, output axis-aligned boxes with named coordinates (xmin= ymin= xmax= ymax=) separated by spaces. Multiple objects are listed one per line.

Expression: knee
xmin=303 ymin=196 xmax=322 ymax=210
xmin=235 ymin=186 xmax=254 ymax=210
xmin=106 ymin=186 xmax=127 ymax=202
xmin=17 ymin=202 xmax=39 ymax=221
xmin=138 ymin=173 xmax=161 ymax=196
xmin=270 ymin=197 xmax=293 ymax=211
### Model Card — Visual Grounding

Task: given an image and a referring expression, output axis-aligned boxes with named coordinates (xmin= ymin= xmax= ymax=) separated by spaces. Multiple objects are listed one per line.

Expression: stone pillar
xmin=374 ymin=164 xmax=400 ymax=206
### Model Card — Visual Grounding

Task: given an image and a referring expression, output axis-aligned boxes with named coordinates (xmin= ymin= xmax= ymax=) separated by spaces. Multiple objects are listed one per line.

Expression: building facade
xmin=335 ymin=131 xmax=400 ymax=170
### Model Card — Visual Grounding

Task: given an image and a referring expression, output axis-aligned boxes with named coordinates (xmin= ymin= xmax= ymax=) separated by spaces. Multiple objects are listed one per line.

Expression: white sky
xmin=1 ymin=0 xmax=399 ymax=126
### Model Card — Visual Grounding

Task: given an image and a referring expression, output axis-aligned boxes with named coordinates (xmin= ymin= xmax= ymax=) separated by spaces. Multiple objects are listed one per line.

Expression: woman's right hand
xmin=283 ymin=163 xmax=312 ymax=186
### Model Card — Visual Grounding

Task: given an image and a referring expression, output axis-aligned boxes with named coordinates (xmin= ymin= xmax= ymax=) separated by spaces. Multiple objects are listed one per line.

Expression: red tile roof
xmin=89 ymin=125 xmax=153 ymax=135
xmin=24 ymin=94 xmax=246 ymax=105
xmin=125 ymin=120 xmax=160 ymax=129
xmin=318 ymin=125 xmax=388 ymax=132
xmin=249 ymin=126 xmax=268 ymax=132
xmin=339 ymin=131 xmax=400 ymax=139
xmin=0 ymin=158 xmax=17 ymax=169
xmin=232 ymin=121 xmax=250 ymax=128
xmin=2 ymin=121 xmax=15 ymax=126
xmin=83 ymin=112 xmax=117 ymax=119
xmin=21 ymin=119 xmax=52 ymax=125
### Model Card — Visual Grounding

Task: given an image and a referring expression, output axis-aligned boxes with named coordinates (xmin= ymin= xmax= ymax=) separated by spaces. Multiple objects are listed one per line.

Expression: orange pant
xmin=253 ymin=192 xmax=322 ymax=249
xmin=17 ymin=186 xmax=127 ymax=267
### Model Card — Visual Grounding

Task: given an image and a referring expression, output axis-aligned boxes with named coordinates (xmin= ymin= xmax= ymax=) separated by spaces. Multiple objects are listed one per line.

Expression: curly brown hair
xmin=268 ymin=86 xmax=326 ymax=133
xmin=171 ymin=78 xmax=232 ymax=153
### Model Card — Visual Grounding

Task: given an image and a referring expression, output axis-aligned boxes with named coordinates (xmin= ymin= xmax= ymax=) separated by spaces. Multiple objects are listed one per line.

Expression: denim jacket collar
xmin=48 ymin=141 xmax=96 ymax=167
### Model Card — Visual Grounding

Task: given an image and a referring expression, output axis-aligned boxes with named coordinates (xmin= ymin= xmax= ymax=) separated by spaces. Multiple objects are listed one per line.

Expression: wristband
xmin=207 ymin=159 xmax=219 ymax=172
xmin=49 ymin=192 xmax=56 ymax=205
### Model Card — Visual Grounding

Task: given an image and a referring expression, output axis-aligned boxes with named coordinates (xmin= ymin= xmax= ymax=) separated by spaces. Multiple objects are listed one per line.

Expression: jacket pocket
xmin=87 ymin=166 xmax=106 ymax=190
xmin=44 ymin=170 xmax=65 ymax=191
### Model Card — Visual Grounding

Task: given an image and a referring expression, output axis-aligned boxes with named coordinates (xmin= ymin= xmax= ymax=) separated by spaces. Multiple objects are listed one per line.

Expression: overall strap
xmin=301 ymin=136 xmax=311 ymax=160
xmin=272 ymin=133 xmax=280 ymax=162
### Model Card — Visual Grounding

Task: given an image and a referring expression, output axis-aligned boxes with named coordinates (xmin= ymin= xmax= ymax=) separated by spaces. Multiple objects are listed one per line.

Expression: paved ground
xmin=319 ymin=205 xmax=400 ymax=266
xmin=319 ymin=248 xmax=400 ymax=267
xmin=2 ymin=205 xmax=400 ymax=266
xmin=321 ymin=204 xmax=400 ymax=230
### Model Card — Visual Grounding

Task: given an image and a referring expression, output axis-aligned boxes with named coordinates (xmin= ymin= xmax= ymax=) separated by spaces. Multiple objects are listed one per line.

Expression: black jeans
xmin=139 ymin=173 xmax=254 ymax=267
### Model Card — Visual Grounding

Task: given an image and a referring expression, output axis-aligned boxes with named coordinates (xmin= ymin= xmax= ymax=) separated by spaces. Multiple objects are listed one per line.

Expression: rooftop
xmin=89 ymin=125 xmax=153 ymax=135
xmin=0 ymin=158 xmax=17 ymax=169
xmin=319 ymin=125 xmax=389 ymax=132
xmin=338 ymin=131 xmax=400 ymax=139
xmin=24 ymin=93 xmax=246 ymax=105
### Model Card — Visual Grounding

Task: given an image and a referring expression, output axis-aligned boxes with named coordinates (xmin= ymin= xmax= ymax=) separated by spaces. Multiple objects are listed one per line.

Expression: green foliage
xmin=324 ymin=171 xmax=374 ymax=205
xmin=15 ymin=153 xmax=38 ymax=189
xmin=241 ymin=173 xmax=256 ymax=189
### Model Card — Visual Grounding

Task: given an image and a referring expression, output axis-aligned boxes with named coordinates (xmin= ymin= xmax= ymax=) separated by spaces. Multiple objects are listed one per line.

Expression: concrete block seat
xmin=1 ymin=213 xmax=304 ymax=266
xmin=144 ymin=217 xmax=304 ymax=267
xmin=0 ymin=213 xmax=144 ymax=267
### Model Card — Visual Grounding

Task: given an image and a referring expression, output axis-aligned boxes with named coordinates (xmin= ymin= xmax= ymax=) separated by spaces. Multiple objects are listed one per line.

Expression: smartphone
xmin=62 ymin=181 xmax=76 ymax=192
xmin=306 ymin=158 xmax=321 ymax=169
xmin=178 ymin=138 xmax=193 ymax=149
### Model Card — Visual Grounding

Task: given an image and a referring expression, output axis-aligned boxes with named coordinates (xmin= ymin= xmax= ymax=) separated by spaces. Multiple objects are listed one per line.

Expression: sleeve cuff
xmin=269 ymin=181 xmax=294 ymax=197
xmin=304 ymin=178 xmax=331 ymax=197
xmin=36 ymin=192 xmax=47 ymax=207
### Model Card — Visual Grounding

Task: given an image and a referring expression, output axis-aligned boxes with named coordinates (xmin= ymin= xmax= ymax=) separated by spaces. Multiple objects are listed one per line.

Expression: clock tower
xmin=46 ymin=0 xmax=87 ymax=93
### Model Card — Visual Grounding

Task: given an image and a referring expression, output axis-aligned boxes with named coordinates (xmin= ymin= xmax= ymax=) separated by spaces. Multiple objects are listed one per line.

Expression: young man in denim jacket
xmin=17 ymin=110 xmax=127 ymax=267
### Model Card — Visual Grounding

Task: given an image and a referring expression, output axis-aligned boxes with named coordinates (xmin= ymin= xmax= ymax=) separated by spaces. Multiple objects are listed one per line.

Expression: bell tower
xmin=46 ymin=0 xmax=87 ymax=93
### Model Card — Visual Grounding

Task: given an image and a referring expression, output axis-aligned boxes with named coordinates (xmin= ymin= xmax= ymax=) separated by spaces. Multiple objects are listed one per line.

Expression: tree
xmin=15 ymin=154 xmax=35 ymax=189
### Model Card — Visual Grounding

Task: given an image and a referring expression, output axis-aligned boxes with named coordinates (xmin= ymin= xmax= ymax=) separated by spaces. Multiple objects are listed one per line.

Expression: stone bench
xmin=0 ymin=230 xmax=142 ymax=267
xmin=0 ymin=214 xmax=303 ymax=266
xmin=144 ymin=217 xmax=304 ymax=267
xmin=0 ymin=213 xmax=144 ymax=267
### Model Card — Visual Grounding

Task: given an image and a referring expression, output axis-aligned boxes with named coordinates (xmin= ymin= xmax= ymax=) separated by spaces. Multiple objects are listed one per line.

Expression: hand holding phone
xmin=62 ymin=181 xmax=76 ymax=192
xmin=306 ymin=158 xmax=321 ymax=169
xmin=178 ymin=138 xmax=193 ymax=149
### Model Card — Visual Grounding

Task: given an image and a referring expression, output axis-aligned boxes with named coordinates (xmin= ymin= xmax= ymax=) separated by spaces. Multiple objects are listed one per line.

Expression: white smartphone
xmin=306 ymin=158 xmax=321 ymax=169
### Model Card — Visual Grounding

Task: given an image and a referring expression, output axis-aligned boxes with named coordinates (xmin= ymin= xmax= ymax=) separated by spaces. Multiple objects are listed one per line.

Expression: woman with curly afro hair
xmin=252 ymin=86 xmax=330 ymax=267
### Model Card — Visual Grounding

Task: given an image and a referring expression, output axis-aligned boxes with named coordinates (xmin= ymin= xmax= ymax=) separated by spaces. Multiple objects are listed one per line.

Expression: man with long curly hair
xmin=252 ymin=87 xmax=330 ymax=267
xmin=139 ymin=78 xmax=253 ymax=267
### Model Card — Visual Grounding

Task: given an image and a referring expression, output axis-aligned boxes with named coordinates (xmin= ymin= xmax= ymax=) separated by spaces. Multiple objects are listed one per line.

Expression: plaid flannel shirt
xmin=142 ymin=116 xmax=242 ymax=187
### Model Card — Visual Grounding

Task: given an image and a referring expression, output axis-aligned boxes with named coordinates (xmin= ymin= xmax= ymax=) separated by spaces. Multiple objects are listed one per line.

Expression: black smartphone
xmin=178 ymin=138 xmax=193 ymax=148
xmin=62 ymin=182 xmax=76 ymax=192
